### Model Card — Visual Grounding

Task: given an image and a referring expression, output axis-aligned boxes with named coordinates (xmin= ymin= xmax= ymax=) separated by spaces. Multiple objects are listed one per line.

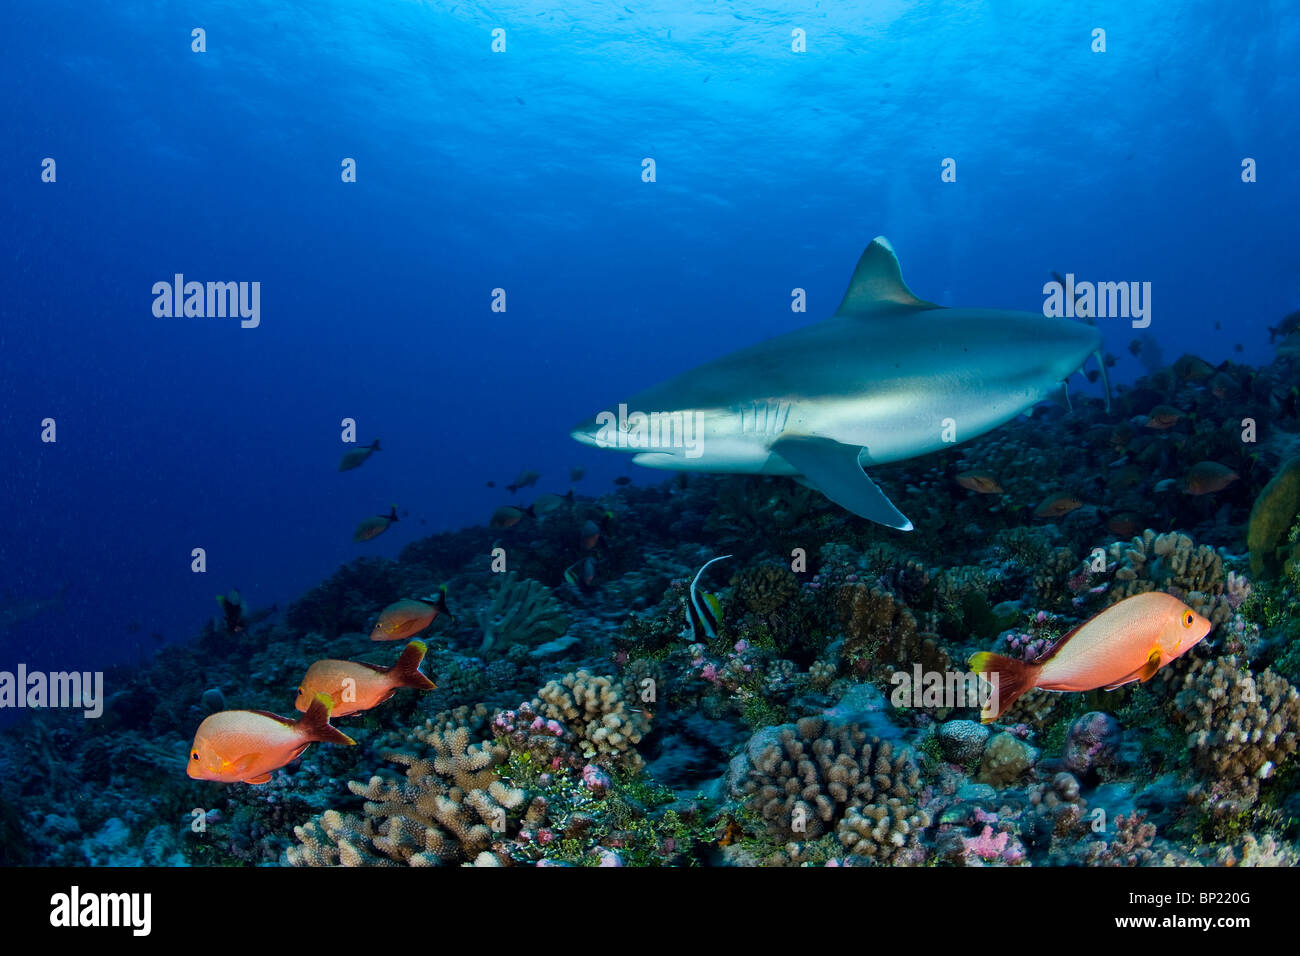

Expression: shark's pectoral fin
xmin=771 ymin=437 xmax=913 ymax=531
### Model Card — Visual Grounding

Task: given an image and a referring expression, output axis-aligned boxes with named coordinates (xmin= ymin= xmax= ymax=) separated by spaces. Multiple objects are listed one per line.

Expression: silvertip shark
xmin=570 ymin=236 xmax=1108 ymax=530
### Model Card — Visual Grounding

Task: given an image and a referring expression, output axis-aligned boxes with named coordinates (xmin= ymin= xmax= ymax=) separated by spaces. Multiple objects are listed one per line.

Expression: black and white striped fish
xmin=685 ymin=555 xmax=731 ymax=640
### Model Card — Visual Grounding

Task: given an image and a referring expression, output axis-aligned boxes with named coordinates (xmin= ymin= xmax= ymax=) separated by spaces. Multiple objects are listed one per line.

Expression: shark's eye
xmin=1182 ymin=610 xmax=1195 ymax=628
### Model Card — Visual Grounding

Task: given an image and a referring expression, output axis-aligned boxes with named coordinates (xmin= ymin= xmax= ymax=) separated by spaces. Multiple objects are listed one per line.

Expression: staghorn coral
xmin=533 ymin=670 xmax=651 ymax=770
xmin=1174 ymin=655 xmax=1300 ymax=814
xmin=478 ymin=572 xmax=569 ymax=655
xmin=740 ymin=717 xmax=926 ymax=850
xmin=1103 ymin=529 xmax=1233 ymax=628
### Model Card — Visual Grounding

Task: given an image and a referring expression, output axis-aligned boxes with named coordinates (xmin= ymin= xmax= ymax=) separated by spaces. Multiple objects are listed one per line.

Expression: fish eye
xmin=1182 ymin=610 xmax=1195 ymax=628
xmin=191 ymin=752 xmax=199 ymax=760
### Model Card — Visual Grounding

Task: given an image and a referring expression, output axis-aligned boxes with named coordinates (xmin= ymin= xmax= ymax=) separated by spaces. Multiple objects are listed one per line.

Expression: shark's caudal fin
xmin=834 ymin=236 xmax=942 ymax=316
xmin=772 ymin=436 xmax=913 ymax=530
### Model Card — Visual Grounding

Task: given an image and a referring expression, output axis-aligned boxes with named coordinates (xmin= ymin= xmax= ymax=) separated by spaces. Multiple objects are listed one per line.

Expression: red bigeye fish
xmin=295 ymin=640 xmax=437 ymax=718
xmin=187 ymin=693 xmax=354 ymax=784
xmin=370 ymin=589 xmax=453 ymax=640
xmin=969 ymin=592 xmax=1211 ymax=722
xmin=338 ymin=439 xmax=381 ymax=472
xmin=354 ymin=505 xmax=399 ymax=542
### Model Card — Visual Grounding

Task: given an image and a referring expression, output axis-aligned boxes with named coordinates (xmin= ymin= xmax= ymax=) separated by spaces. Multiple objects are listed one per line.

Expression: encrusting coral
xmin=1248 ymin=456 xmax=1300 ymax=579
xmin=1173 ymin=655 xmax=1300 ymax=814
xmin=477 ymin=572 xmax=568 ymax=654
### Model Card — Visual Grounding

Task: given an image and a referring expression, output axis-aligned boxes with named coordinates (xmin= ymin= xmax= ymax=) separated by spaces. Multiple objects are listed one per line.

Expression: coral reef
xmin=533 ymin=670 xmax=652 ymax=770
xmin=477 ymin=572 xmax=569 ymax=655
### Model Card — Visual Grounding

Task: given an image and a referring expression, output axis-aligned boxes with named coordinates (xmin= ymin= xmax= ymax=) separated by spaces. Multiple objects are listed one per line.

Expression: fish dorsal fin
xmin=834 ymin=236 xmax=940 ymax=317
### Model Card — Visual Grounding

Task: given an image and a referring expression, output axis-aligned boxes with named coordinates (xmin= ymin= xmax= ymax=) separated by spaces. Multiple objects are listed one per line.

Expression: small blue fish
xmin=686 ymin=555 xmax=731 ymax=640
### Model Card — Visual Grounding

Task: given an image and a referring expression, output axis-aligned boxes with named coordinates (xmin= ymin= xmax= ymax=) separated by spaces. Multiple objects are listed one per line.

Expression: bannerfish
xmin=338 ymin=439 xmax=381 ymax=472
xmin=506 ymin=469 xmax=540 ymax=493
xmin=1182 ymin=461 xmax=1239 ymax=495
xmin=1033 ymin=492 xmax=1082 ymax=519
xmin=955 ymin=471 xmax=1003 ymax=494
xmin=969 ymin=592 xmax=1211 ymax=722
xmin=564 ymin=556 xmax=596 ymax=589
xmin=686 ymin=555 xmax=731 ymax=641
xmin=187 ymin=693 xmax=355 ymax=784
xmin=370 ymin=588 xmax=453 ymax=641
xmin=354 ymin=506 xmax=399 ymax=542
xmin=295 ymin=640 xmax=436 ymax=717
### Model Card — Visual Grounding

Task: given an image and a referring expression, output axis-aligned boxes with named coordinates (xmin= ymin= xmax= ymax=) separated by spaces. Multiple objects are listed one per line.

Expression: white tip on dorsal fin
xmin=834 ymin=236 xmax=941 ymax=316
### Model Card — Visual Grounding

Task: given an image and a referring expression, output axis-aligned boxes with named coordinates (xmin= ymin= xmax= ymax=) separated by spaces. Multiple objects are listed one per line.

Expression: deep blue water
xmin=1 ymin=1 xmax=1297 ymax=676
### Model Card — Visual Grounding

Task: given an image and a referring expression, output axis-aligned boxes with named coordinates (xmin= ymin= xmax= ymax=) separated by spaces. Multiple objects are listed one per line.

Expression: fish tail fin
xmin=968 ymin=652 xmax=1040 ymax=723
xmin=390 ymin=640 xmax=437 ymax=691
xmin=388 ymin=505 xmax=399 ymax=521
xmin=300 ymin=692 xmax=356 ymax=746
xmin=435 ymin=584 xmax=455 ymax=622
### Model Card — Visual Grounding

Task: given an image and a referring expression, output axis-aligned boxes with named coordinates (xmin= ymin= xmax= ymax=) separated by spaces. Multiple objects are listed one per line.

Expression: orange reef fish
xmin=187 ymin=693 xmax=355 ymax=784
xmin=354 ymin=505 xmax=399 ymax=542
xmin=1182 ymin=461 xmax=1239 ymax=495
xmin=295 ymin=640 xmax=436 ymax=718
xmin=1104 ymin=511 xmax=1144 ymax=538
xmin=686 ymin=555 xmax=730 ymax=640
xmin=338 ymin=439 xmax=381 ymax=472
xmin=1144 ymin=405 xmax=1184 ymax=429
xmin=370 ymin=590 xmax=453 ymax=640
xmin=506 ymin=469 xmax=540 ymax=493
xmin=1033 ymin=492 xmax=1082 ymax=519
xmin=969 ymin=592 xmax=1211 ymax=721
xmin=490 ymin=506 xmax=527 ymax=530
xmin=955 ymin=471 xmax=1003 ymax=494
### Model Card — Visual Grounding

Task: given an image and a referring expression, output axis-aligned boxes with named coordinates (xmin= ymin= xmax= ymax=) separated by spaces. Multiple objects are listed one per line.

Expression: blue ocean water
xmin=1 ymin=0 xmax=1296 ymax=681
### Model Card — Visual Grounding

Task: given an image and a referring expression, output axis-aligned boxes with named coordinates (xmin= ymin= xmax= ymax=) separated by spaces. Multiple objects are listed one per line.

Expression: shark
xmin=570 ymin=236 xmax=1108 ymax=530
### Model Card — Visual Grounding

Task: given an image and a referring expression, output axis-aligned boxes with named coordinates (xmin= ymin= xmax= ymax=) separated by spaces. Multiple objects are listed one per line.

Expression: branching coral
xmin=738 ymin=717 xmax=928 ymax=861
xmin=477 ymin=572 xmax=569 ymax=655
xmin=533 ymin=670 xmax=652 ymax=770
xmin=834 ymin=583 xmax=948 ymax=679
xmin=1174 ymin=655 xmax=1300 ymax=814
xmin=287 ymin=724 xmax=523 ymax=867
xmin=1103 ymin=530 xmax=1233 ymax=628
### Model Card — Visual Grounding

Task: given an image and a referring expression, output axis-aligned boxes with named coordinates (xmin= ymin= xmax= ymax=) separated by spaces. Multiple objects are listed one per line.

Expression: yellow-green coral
xmin=1248 ymin=457 xmax=1300 ymax=579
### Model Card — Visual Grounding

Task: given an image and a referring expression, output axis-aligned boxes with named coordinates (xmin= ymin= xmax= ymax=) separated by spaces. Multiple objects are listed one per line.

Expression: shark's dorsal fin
xmin=834 ymin=236 xmax=940 ymax=317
